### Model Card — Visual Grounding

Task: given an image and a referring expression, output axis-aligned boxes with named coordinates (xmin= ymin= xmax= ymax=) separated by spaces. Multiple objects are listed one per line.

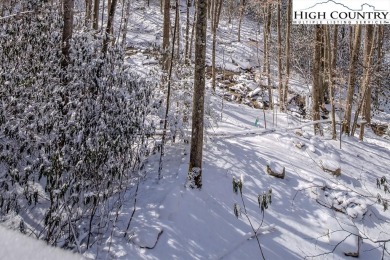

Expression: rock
xmin=266 ymin=162 xmax=285 ymax=179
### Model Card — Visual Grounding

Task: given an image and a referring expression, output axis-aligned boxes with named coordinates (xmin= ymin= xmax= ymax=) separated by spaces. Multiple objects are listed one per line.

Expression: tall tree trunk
xmin=353 ymin=25 xmax=375 ymax=139
xmin=374 ymin=25 xmax=384 ymax=107
xmin=85 ymin=0 xmax=93 ymax=26
xmin=312 ymin=25 xmax=322 ymax=135
xmin=93 ymin=0 xmax=100 ymax=30
xmin=188 ymin=0 xmax=207 ymax=189
xmin=102 ymin=0 xmax=118 ymax=55
xmin=211 ymin=0 xmax=222 ymax=91
xmin=176 ymin=6 xmax=180 ymax=59
xmin=265 ymin=3 xmax=272 ymax=109
xmin=361 ymin=27 xmax=374 ymax=125
xmin=237 ymin=0 xmax=244 ymax=42
xmin=162 ymin=0 xmax=171 ymax=71
xmin=189 ymin=0 xmax=197 ymax=61
xmin=185 ymin=0 xmax=190 ymax=63
xmin=277 ymin=0 xmax=282 ymax=111
xmin=283 ymin=0 xmax=291 ymax=111
xmin=61 ymin=0 xmax=74 ymax=69
xmin=158 ymin=0 xmax=179 ymax=179
xmin=121 ymin=0 xmax=131 ymax=48
xmin=343 ymin=24 xmax=361 ymax=134
xmin=326 ymin=25 xmax=337 ymax=140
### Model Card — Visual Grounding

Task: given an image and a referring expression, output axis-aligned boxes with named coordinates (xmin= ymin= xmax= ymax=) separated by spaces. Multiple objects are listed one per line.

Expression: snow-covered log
xmin=266 ymin=162 xmax=285 ymax=179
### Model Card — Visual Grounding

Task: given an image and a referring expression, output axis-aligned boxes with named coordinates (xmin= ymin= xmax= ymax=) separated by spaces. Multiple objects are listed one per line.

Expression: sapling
xmin=232 ymin=176 xmax=272 ymax=260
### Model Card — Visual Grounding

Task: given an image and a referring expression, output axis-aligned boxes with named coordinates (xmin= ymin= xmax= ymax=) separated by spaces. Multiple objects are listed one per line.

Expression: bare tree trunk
xmin=176 ymin=6 xmax=180 ymax=59
xmin=158 ymin=0 xmax=179 ymax=179
xmin=361 ymin=25 xmax=376 ymax=124
xmin=162 ymin=0 xmax=171 ymax=71
xmin=61 ymin=0 xmax=75 ymax=69
xmin=102 ymin=0 xmax=118 ymax=55
xmin=121 ymin=0 xmax=131 ymax=47
xmin=343 ymin=24 xmax=361 ymax=134
xmin=265 ymin=3 xmax=272 ymax=109
xmin=211 ymin=0 xmax=222 ymax=91
xmin=93 ymin=0 xmax=100 ymax=30
xmin=331 ymin=25 xmax=338 ymax=139
xmin=283 ymin=0 xmax=291 ymax=111
xmin=237 ymin=0 xmax=244 ymax=42
xmin=277 ymin=0 xmax=282 ymax=111
xmin=185 ymin=0 xmax=191 ymax=62
xmin=188 ymin=0 xmax=207 ymax=189
xmin=374 ymin=25 xmax=384 ymax=107
xmin=85 ymin=0 xmax=93 ymax=26
xmin=228 ymin=0 xmax=233 ymax=24
xmin=325 ymin=25 xmax=337 ymax=140
xmin=189 ymin=0 xmax=197 ymax=61
xmin=352 ymin=25 xmax=375 ymax=139
xmin=312 ymin=25 xmax=322 ymax=135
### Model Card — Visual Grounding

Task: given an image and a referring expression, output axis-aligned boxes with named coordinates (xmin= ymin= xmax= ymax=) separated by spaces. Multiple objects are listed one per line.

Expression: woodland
xmin=0 ymin=0 xmax=389 ymax=259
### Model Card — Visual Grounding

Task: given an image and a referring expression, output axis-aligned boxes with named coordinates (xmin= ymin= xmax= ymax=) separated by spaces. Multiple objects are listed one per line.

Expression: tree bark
xmin=277 ymin=0 xmax=282 ymax=111
xmin=343 ymin=25 xmax=361 ymax=134
xmin=352 ymin=25 xmax=375 ymax=139
xmin=102 ymin=0 xmax=118 ymax=55
xmin=312 ymin=25 xmax=322 ymax=135
xmin=283 ymin=0 xmax=291 ymax=111
xmin=373 ymin=25 xmax=384 ymax=107
xmin=189 ymin=0 xmax=197 ymax=61
xmin=188 ymin=0 xmax=207 ymax=189
xmin=265 ymin=3 xmax=272 ymax=109
xmin=121 ymin=0 xmax=131 ymax=48
xmin=237 ymin=0 xmax=245 ymax=42
xmin=325 ymin=25 xmax=337 ymax=140
xmin=211 ymin=0 xmax=222 ymax=91
xmin=361 ymin=25 xmax=376 ymax=124
xmin=61 ymin=0 xmax=74 ymax=69
xmin=162 ymin=0 xmax=171 ymax=71
xmin=185 ymin=0 xmax=191 ymax=62
xmin=85 ymin=0 xmax=93 ymax=26
xmin=93 ymin=0 xmax=100 ymax=30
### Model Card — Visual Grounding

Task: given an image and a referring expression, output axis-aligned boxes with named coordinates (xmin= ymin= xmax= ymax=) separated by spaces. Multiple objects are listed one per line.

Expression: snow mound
xmin=0 ymin=225 xmax=84 ymax=260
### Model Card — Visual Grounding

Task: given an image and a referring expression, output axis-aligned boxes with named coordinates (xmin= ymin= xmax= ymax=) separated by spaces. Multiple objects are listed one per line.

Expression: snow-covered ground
xmin=2 ymin=2 xmax=389 ymax=259
xmin=82 ymin=96 xmax=390 ymax=259
xmin=0 ymin=225 xmax=84 ymax=260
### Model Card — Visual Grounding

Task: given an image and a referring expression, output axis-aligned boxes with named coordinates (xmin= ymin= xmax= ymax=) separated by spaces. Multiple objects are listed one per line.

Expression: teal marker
xmin=255 ymin=117 xmax=259 ymax=127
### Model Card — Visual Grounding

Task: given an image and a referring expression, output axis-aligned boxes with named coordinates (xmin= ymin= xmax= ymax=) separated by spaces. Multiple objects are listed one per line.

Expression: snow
xmin=0 ymin=225 xmax=84 ymax=260
xmin=2 ymin=1 xmax=390 ymax=260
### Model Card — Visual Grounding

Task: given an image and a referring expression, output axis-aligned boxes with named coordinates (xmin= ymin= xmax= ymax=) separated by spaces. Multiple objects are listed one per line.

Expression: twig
xmin=124 ymin=178 xmax=140 ymax=237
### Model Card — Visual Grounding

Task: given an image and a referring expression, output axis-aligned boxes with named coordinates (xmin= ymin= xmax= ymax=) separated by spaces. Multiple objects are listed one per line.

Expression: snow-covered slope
xmin=0 ymin=225 xmax=85 ymax=260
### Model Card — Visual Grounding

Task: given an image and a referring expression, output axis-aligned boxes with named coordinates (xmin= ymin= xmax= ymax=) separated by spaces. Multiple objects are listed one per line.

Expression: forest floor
xmin=81 ymin=2 xmax=390 ymax=260
xmin=2 ymin=2 xmax=389 ymax=260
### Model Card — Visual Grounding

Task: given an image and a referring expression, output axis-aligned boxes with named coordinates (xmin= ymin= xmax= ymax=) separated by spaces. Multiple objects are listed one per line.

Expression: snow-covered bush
xmin=0 ymin=3 xmax=155 ymax=248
